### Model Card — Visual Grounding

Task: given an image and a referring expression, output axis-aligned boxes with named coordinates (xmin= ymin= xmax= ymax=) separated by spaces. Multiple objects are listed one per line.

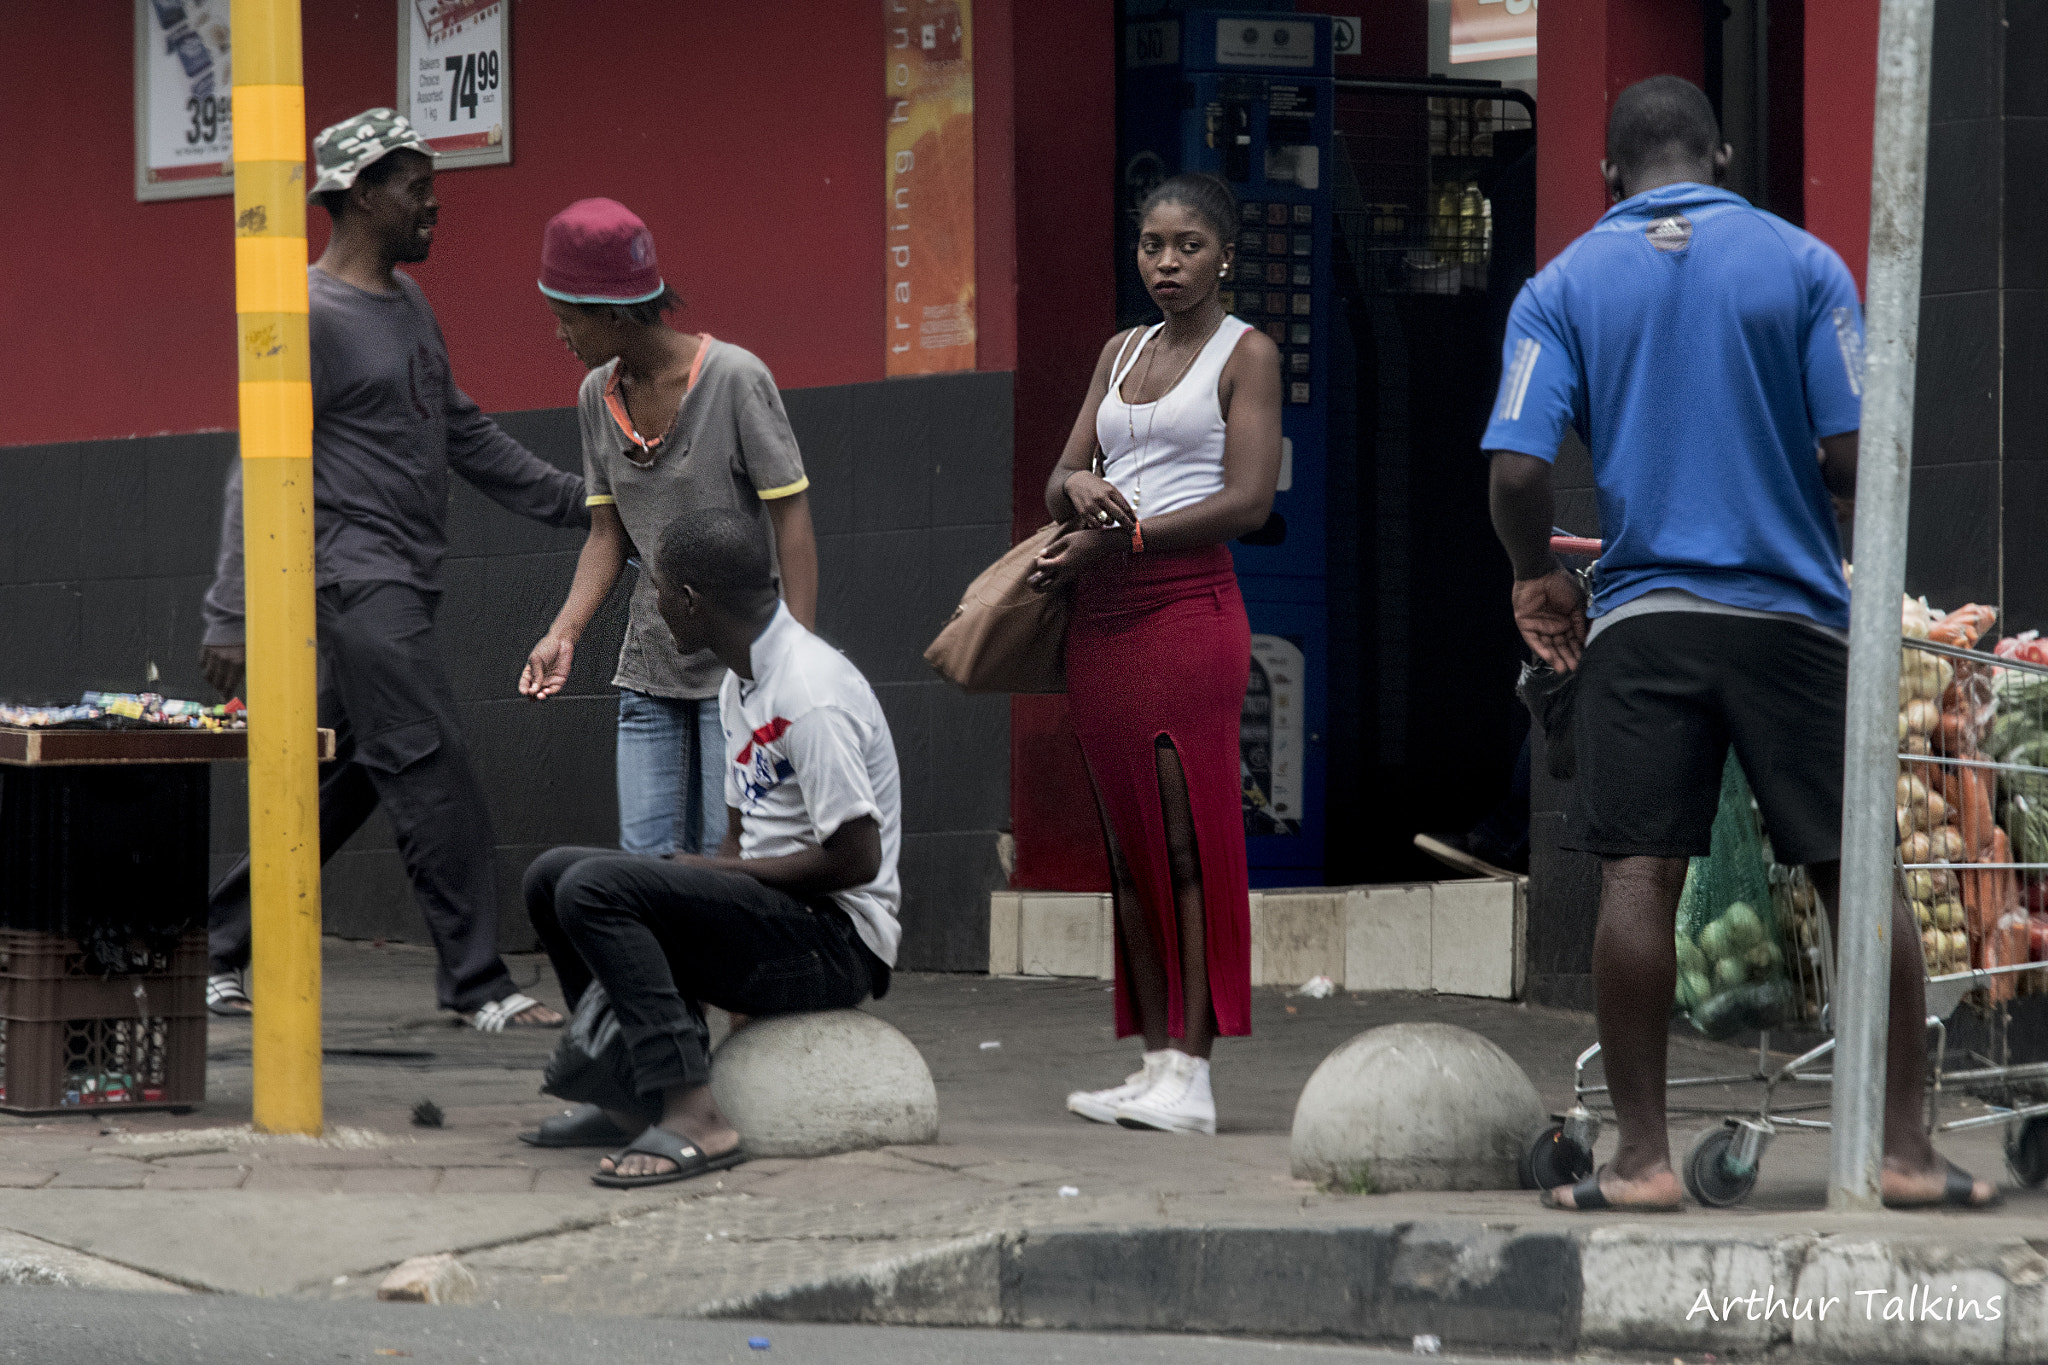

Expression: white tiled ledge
xmin=988 ymin=879 xmax=1526 ymax=1001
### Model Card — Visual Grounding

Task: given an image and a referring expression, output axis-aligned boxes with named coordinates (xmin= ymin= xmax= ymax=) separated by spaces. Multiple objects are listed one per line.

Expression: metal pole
xmin=1832 ymin=0 xmax=1935 ymax=1211
xmin=231 ymin=0 xmax=323 ymax=1136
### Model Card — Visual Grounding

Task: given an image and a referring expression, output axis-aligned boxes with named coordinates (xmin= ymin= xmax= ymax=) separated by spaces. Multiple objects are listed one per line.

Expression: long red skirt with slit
xmin=1065 ymin=544 xmax=1253 ymax=1039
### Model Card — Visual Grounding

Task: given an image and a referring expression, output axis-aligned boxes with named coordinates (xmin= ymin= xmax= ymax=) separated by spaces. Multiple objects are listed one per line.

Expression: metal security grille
xmin=1331 ymin=80 xmax=1535 ymax=296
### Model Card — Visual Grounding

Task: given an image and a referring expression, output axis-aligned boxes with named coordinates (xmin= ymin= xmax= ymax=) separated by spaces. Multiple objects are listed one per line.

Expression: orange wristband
xmin=1130 ymin=521 xmax=1145 ymax=554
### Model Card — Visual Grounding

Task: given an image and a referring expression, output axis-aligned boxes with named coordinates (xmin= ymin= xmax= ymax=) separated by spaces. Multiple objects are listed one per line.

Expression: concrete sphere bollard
xmin=1288 ymin=1023 xmax=1545 ymax=1191
xmin=710 ymin=1010 xmax=939 ymax=1158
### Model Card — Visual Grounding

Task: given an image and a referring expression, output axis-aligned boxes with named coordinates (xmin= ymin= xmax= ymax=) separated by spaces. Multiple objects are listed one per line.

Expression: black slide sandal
xmin=1887 ymin=1160 xmax=2002 ymax=1210
xmin=518 ymin=1104 xmax=635 ymax=1149
xmin=1543 ymin=1169 xmax=1610 ymax=1211
xmin=1541 ymin=1165 xmax=1683 ymax=1212
xmin=590 ymin=1126 xmax=746 ymax=1189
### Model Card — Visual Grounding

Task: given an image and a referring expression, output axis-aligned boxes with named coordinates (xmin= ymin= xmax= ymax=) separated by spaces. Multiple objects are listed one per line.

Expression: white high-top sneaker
xmin=1113 ymin=1049 xmax=1216 ymax=1135
xmin=1066 ymin=1050 xmax=1171 ymax=1124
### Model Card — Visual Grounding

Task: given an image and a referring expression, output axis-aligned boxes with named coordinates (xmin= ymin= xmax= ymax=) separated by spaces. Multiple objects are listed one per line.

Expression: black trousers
xmin=523 ymin=846 xmax=885 ymax=1097
xmin=208 ymin=582 xmax=516 ymax=1012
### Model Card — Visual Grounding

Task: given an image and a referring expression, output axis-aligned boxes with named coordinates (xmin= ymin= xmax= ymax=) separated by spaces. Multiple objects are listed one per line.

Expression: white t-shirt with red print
xmin=721 ymin=605 xmax=903 ymax=965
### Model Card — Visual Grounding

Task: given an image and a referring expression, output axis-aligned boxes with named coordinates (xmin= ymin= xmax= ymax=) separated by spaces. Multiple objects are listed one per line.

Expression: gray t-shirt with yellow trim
xmin=579 ymin=338 xmax=809 ymax=699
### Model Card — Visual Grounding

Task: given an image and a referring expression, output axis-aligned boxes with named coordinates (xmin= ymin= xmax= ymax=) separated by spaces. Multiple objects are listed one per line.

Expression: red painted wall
xmin=1004 ymin=0 xmax=1118 ymax=892
xmin=0 ymin=2 xmax=1028 ymax=448
xmin=1534 ymin=0 xmax=1704 ymax=266
xmin=1801 ymin=0 xmax=1878 ymax=290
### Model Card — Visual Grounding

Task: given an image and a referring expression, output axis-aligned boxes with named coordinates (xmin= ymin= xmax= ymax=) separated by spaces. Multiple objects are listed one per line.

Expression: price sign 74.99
xmin=399 ymin=0 xmax=511 ymax=166
xmin=441 ymin=48 xmax=499 ymax=120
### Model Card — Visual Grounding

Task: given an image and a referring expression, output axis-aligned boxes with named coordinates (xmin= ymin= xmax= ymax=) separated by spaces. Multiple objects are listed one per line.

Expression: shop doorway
xmin=1321 ymin=78 xmax=1536 ymax=885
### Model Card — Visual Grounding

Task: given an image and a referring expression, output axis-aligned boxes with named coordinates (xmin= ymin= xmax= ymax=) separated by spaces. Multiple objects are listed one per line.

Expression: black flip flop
xmin=1541 ymin=1165 xmax=1682 ymax=1213
xmin=517 ymin=1104 xmax=636 ymax=1149
xmin=1542 ymin=1169 xmax=1610 ymax=1211
xmin=1886 ymin=1160 xmax=2002 ymax=1210
xmin=590 ymin=1125 xmax=746 ymax=1189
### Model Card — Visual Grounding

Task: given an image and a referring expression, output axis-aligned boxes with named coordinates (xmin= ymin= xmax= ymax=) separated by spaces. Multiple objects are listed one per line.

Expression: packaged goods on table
xmin=0 ymin=693 xmax=245 ymax=731
xmin=81 ymin=692 xmax=245 ymax=730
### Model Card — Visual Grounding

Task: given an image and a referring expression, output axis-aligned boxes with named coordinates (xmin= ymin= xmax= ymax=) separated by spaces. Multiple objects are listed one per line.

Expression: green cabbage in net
xmin=1673 ymin=752 xmax=1795 ymax=1040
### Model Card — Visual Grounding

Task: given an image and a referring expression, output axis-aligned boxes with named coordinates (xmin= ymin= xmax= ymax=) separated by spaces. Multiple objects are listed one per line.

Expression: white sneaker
xmin=1066 ymin=1050 xmax=1170 ymax=1124
xmin=1113 ymin=1050 xmax=1215 ymax=1135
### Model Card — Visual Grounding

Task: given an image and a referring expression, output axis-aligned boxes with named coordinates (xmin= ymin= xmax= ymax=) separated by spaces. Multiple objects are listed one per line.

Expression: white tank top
xmin=1094 ymin=315 xmax=1254 ymax=521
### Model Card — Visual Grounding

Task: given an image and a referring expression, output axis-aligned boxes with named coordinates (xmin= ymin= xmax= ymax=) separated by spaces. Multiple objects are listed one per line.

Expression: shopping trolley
xmin=1514 ymin=539 xmax=2048 ymax=1204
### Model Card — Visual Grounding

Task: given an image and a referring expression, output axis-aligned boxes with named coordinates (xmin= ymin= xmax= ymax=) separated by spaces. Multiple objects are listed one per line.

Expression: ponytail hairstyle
xmin=1138 ymin=171 xmax=1241 ymax=244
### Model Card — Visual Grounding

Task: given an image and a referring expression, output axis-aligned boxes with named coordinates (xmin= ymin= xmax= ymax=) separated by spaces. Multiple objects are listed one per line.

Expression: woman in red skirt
xmin=1028 ymin=173 xmax=1283 ymax=1135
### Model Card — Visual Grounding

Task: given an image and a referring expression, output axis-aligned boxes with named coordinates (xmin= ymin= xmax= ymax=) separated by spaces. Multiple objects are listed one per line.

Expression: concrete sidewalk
xmin=1 ymin=939 xmax=2043 ymax=1360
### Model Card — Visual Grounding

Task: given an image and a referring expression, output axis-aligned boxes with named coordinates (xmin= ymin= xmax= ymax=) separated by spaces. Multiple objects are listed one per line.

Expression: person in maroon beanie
xmin=518 ymin=198 xmax=818 ymax=866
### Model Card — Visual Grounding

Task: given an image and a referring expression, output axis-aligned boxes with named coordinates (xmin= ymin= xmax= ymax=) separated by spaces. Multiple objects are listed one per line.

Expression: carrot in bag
xmin=1965 ymin=827 xmax=2020 ymax=975
xmin=1989 ymin=911 xmax=2026 ymax=1002
xmin=1963 ymin=862 xmax=1991 ymax=947
xmin=1932 ymin=604 xmax=1998 ymax=647
xmin=1958 ymin=766 xmax=1997 ymax=861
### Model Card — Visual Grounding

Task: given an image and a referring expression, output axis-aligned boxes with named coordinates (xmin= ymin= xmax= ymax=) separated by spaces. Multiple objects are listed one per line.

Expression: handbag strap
xmin=1092 ymin=327 xmax=1150 ymax=479
xmin=1107 ymin=325 xmax=1154 ymax=392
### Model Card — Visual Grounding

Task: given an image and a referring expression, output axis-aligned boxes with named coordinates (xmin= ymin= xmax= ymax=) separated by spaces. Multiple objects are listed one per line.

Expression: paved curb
xmin=702 ymin=1219 xmax=2048 ymax=1363
xmin=0 ymin=1231 xmax=190 ymax=1295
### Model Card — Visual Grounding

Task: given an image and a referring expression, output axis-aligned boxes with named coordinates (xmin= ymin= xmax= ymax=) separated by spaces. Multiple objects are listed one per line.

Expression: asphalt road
xmin=0 ymin=1287 xmax=1588 ymax=1365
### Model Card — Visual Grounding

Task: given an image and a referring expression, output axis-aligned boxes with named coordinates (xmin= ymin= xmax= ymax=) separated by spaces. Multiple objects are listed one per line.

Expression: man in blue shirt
xmin=1486 ymin=76 xmax=1995 ymax=1211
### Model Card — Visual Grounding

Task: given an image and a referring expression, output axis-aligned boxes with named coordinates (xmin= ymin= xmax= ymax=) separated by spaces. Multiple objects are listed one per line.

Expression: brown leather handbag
xmin=923 ymin=522 xmax=1069 ymax=694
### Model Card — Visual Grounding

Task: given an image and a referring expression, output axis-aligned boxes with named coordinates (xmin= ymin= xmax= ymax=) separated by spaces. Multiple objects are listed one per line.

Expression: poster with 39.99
xmin=134 ymin=0 xmax=234 ymax=201
xmin=398 ymin=0 xmax=512 ymax=170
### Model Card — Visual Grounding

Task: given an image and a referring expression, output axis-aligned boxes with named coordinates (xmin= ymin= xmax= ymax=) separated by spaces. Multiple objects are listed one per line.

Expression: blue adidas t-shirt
xmin=1481 ymin=183 xmax=1864 ymax=628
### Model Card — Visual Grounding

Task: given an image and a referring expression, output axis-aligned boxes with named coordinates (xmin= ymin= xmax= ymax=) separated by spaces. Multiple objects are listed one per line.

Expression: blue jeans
xmin=616 ymin=690 xmax=726 ymax=858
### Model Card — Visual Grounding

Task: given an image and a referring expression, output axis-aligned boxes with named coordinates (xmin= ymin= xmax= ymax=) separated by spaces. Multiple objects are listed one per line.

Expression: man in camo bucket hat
xmin=307 ymin=107 xmax=434 ymax=202
xmin=199 ymin=109 xmax=588 ymax=1033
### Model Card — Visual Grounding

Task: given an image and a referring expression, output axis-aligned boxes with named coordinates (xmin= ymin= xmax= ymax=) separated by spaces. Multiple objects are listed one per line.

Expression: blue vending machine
xmin=1119 ymin=10 xmax=1333 ymax=884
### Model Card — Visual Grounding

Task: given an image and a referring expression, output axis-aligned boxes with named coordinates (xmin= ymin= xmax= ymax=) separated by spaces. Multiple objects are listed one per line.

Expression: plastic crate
xmin=0 ymin=929 xmax=205 ymax=1114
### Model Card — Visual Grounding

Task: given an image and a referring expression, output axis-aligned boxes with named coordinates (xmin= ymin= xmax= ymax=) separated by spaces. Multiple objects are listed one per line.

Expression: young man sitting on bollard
xmin=520 ymin=507 xmax=901 ymax=1188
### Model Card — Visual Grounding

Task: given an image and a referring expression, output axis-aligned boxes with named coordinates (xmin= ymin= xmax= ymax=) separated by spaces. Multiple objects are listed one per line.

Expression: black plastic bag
xmin=541 ymin=982 xmax=646 ymax=1117
xmin=1517 ymin=660 xmax=1581 ymax=781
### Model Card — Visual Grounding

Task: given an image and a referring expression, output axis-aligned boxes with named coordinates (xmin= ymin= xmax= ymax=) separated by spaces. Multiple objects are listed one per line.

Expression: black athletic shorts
xmin=1565 ymin=610 xmax=1847 ymax=865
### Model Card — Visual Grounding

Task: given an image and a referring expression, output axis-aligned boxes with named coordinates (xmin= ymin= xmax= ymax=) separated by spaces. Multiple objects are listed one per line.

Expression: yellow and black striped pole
xmin=231 ymin=0 xmax=322 ymax=1135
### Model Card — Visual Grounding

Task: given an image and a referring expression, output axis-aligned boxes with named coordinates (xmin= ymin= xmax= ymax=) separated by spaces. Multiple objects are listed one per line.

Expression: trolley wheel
xmin=1684 ymin=1124 xmax=1759 ymax=1208
xmin=1518 ymin=1121 xmax=1594 ymax=1191
xmin=2005 ymin=1116 xmax=2048 ymax=1188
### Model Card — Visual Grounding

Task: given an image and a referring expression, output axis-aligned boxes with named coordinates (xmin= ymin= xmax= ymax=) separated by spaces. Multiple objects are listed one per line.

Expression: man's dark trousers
xmin=209 ymin=581 xmax=516 ymax=1012
xmin=523 ymin=847 xmax=884 ymax=1098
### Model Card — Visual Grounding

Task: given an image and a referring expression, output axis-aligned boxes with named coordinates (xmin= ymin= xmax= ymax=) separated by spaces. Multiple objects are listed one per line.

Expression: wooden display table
xmin=0 ymin=726 xmax=336 ymax=766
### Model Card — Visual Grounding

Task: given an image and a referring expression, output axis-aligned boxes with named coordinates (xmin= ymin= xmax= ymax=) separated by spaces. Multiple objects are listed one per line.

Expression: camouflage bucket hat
xmin=308 ymin=108 xmax=435 ymax=203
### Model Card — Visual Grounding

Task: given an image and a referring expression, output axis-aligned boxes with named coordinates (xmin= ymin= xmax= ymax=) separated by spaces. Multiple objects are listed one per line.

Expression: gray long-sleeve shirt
xmin=202 ymin=267 xmax=585 ymax=645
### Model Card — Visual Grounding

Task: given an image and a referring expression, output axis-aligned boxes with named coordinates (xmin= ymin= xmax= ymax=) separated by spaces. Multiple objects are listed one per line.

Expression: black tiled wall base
xmin=6 ymin=372 xmax=1013 ymax=975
